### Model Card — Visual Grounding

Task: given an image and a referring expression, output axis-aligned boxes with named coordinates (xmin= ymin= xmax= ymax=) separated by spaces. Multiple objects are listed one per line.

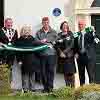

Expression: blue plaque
xmin=53 ymin=8 xmax=61 ymax=17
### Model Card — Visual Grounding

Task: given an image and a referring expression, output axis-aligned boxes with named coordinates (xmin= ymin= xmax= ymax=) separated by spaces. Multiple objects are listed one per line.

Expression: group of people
xmin=0 ymin=17 xmax=99 ymax=93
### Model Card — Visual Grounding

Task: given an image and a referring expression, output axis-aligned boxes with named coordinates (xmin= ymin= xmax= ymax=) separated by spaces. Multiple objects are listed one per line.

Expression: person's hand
xmin=18 ymin=61 xmax=22 ymax=65
xmin=94 ymin=37 xmax=100 ymax=44
xmin=48 ymin=44 xmax=53 ymax=48
xmin=41 ymin=39 xmax=48 ymax=43
xmin=60 ymin=52 xmax=66 ymax=58
xmin=75 ymin=53 xmax=79 ymax=59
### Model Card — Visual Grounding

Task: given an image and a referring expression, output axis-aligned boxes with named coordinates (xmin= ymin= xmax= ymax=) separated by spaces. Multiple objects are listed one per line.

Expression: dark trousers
xmin=78 ymin=53 xmax=95 ymax=85
xmin=64 ymin=73 xmax=75 ymax=87
xmin=41 ymin=55 xmax=56 ymax=90
xmin=22 ymin=72 xmax=35 ymax=91
xmin=35 ymin=72 xmax=41 ymax=83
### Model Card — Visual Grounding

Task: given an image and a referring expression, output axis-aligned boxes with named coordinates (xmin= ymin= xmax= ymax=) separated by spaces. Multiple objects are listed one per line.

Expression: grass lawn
xmin=0 ymin=87 xmax=74 ymax=100
xmin=1 ymin=84 xmax=100 ymax=100
xmin=0 ymin=96 xmax=57 ymax=100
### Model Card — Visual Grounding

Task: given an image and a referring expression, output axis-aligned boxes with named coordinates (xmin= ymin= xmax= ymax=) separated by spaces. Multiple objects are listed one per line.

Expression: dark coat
xmin=0 ymin=27 xmax=18 ymax=44
xmin=74 ymin=31 xmax=97 ymax=62
xmin=36 ymin=27 xmax=58 ymax=56
xmin=0 ymin=27 xmax=18 ymax=65
xmin=56 ymin=31 xmax=76 ymax=73
xmin=15 ymin=35 xmax=42 ymax=73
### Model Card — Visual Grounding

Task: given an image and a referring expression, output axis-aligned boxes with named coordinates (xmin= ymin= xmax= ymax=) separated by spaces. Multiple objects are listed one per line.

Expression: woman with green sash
xmin=14 ymin=25 xmax=45 ymax=92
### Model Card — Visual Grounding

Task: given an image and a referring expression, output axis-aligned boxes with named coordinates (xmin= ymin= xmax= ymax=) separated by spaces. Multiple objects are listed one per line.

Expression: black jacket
xmin=15 ymin=35 xmax=43 ymax=73
xmin=56 ymin=31 xmax=74 ymax=58
xmin=74 ymin=30 xmax=97 ymax=62
xmin=0 ymin=27 xmax=18 ymax=65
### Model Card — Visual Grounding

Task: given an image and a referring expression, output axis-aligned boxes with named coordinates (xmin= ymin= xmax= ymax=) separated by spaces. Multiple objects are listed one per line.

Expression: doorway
xmin=91 ymin=15 xmax=100 ymax=83
xmin=0 ymin=0 xmax=4 ymax=27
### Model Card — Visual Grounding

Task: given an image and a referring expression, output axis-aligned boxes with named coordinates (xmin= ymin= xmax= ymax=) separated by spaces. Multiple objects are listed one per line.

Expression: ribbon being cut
xmin=73 ymin=26 xmax=94 ymax=38
xmin=73 ymin=26 xmax=100 ymax=44
xmin=0 ymin=43 xmax=48 ymax=52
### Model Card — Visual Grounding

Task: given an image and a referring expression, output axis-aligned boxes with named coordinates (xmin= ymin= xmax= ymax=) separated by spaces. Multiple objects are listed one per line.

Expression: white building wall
xmin=75 ymin=0 xmax=94 ymax=9
xmin=5 ymin=0 xmax=75 ymax=34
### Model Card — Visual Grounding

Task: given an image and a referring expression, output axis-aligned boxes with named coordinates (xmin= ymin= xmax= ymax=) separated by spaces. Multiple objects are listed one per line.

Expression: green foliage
xmin=13 ymin=91 xmax=57 ymax=100
xmin=0 ymin=95 xmax=57 ymax=100
xmin=1 ymin=66 xmax=100 ymax=100
xmin=0 ymin=64 xmax=11 ymax=95
xmin=52 ymin=86 xmax=74 ymax=100
xmin=11 ymin=87 xmax=74 ymax=100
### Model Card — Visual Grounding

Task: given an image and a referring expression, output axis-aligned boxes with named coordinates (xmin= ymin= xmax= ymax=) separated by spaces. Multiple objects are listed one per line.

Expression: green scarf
xmin=73 ymin=26 xmax=94 ymax=38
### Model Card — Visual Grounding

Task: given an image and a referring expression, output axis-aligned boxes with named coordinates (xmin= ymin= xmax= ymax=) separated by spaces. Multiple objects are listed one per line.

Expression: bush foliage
xmin=0 ymin=64 xmax=100 ymax=100
xmin=0 ymin=64 xmax=11 ymax=94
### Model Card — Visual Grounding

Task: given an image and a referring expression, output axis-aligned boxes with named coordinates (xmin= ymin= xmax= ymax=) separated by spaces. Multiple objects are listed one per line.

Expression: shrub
xmin=74 ymin=84 xmax=100 ymax=100
xmin=0 ymin=64 xmax=11 ymax=95
xmin=77 ymin=92 xmax=100 ymax=100
xmin=52 ymin=86 xmax=74 ymax=100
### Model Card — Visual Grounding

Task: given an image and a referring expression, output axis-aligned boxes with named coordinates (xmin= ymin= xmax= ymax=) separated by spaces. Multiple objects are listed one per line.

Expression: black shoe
xmin=22 ymin=89 xmax=29 ymax=93
xmin=48 ymin=88 xmax=53 ymax=93
xmin=24 ymin=90 xmax=28 ymax=93
xmin=30 ymin=89 xmax=36 ymax=92
xmin=42 ymin=88 xmax=53 ymax=93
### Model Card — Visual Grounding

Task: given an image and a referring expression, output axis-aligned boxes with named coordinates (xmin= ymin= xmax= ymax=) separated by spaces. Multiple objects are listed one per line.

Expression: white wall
xmin=75 ymin=0 xmax=94 ymax=9
xmin=5 ymin=0 xmax=75 ymax=34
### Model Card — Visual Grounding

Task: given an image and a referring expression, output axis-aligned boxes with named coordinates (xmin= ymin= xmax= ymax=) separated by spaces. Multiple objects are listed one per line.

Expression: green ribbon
xmin=85 ymin=27 xmax=93 ymax=33
xmin=73 ymin=26 xmax=93 ymax=38
xmin=73 ymin=32 xmax=81 ymax=38
xmin=0 ymin=44 xmax=48 ymax=52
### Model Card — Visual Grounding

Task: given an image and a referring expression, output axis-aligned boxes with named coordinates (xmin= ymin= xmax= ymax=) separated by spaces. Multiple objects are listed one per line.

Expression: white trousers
xmin=11 ymin=58 xmax=22 ymax=90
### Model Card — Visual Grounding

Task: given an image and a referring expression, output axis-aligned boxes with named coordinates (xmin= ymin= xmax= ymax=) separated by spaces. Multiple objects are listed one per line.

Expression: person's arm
xmin=32 ymin=36 xmax=46 ymax=46
xmin=35 ymin=31 xmax=41 ymax=40
xmin=35 ymin=31 xmax=48 ymax=44
xmin=0 ymin=28 xmax=5 ymax=43
xmin=92 ymin=31 xmax=100 ymax=44
xmin=87 ymin=26 xmax=100 ymax=44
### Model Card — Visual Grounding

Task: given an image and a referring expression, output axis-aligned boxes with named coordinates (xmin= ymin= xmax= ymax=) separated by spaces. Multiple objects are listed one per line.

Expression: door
xmin=0 ymin=0 xmax=4 ymax=27
xmin=91 ymin=15 xmax=100 ymax=83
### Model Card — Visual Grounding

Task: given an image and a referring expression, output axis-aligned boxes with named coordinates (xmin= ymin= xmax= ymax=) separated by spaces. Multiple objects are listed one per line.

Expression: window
xmin=91 ymin=0 xmax=100 ymax=7
xmin=0 ymin=0 xmax=4 ymax=27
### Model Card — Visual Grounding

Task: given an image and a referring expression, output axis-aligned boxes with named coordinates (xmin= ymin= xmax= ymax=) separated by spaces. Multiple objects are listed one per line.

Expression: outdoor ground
xmin=1 ymin=84 xmax=100 ymax=100
xmin=34 ymin=73 xmax=66 ymax=90
xmin=0 ymin=96 xmax=57 ymax=100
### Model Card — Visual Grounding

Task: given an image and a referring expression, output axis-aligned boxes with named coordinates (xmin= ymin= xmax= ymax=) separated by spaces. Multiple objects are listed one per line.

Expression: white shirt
xmin=81 ymin=30 xmax=86 ymax=53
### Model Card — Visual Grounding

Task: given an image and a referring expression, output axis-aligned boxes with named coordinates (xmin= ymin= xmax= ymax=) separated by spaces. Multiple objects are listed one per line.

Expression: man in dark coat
xmin=74 ymin=19 xmax=99 ymax=85
xmin=0 ymin=18 xmax=18 ymax=65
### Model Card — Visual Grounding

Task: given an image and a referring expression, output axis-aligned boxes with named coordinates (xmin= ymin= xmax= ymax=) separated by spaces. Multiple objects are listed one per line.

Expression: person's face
xmin=78 ymin=21 xmax=86 ymax=31
xmin=42 ymin=20 xmax=49 ymax=30
xmin=22 ymin=27 xmax=32 ymax=36
xmin=62 ymin=23 xmax=69 ymax=32
xmin=5 ymin=19 xmax=13 ymax=29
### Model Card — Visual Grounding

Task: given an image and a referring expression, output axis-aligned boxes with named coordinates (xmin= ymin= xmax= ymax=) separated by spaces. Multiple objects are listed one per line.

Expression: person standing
xmin=56 ymin=21 xmax=76 ymax=87
xmin=74 ymin=19 xmax=99 ymax=85
xmin=0 ymin=18 xmax=21 ymax=90
xmin=0 ymin=18 xmax=18 ymax=65
xmin=36 ymin=17 xmax=58 ymax=92
xmin=15 ymin=25 xmax=42 ymax=92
